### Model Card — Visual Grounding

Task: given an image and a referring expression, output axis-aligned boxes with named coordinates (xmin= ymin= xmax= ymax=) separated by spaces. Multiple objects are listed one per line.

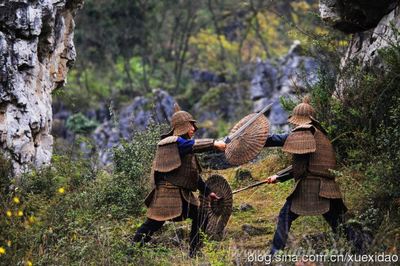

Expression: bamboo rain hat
xmin=287 ymin=95 xmax=316 ymax=125
xmin=164 ymin=103 xmax=198 ymax=137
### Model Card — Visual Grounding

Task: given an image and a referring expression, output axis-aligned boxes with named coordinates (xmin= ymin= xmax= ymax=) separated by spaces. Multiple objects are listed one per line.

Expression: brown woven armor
xmin=145 ymin=103 xmax=215 ymax=221
xmin=308 ymin=129 xmax=337 ymax=179
xmin=153 ymin=136 xmax=181 ymax=173
xmin=290 ymin=177 xmax=330 ymax=215
xmin=146 ymin=185 xmax=182 ymax=221
xmin=145 ymin=183 xmax=200 ymax=221
xmin=282 ymin=125 xmax=316 ymax=154
xmin=159 ymin=139 xmax=214 ymax=190
xmin=284 ymin=125 xmax=344 ymax=215
xmin=167 ymin=154 xmax=201 ymax=191
xmin=193 ymin=139 xmax=215 ymax=152
xmin=152 ymin=138 xmax=214 ymax=191
xmin=145 ymin=137 xmax=215 ymax=221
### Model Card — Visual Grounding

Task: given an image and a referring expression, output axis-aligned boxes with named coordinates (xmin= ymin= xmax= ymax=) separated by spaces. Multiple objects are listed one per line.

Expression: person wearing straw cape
xmin=131 ymin=104 xmax=226 ymax=257
xmin=264 ymin=96 xmax=347 ymax=254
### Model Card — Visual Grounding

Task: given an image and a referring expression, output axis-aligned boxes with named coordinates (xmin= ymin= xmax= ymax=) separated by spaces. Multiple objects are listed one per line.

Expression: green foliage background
xmin=55 ymin=0 xmax=343 ymax=114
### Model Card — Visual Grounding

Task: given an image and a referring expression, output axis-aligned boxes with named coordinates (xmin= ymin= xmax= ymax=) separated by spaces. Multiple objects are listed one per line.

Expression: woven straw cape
xmin=282 ymin=124 xmax=317 ymax=154
xmin=225 ymin=113 xmax=269 ymax=165
xmin=199 ymin=174 xmax=232 ymax=240
xmin=153 ymin=136 xmax=181 ymax=173
xmin=287 ymin=96 xmax=316 ymax=125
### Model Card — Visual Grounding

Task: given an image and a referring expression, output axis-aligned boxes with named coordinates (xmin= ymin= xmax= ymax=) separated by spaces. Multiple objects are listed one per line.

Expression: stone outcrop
xmin=250 ymin=41 xmax=321 ymax=130
xmin=319 ymin=1 xmax=399 ymax=94
xmin=340 ymin=6 xmax=400 ymax=69
xmin=0 ymin=0 xmax=83 ymax=175
xmin=194 ymin=83 xmax=251 ymax=138
xmin=92 ymin=89 xmax=175 ymax=165
xmin=319 ymin=0 xmax=397 ymax=33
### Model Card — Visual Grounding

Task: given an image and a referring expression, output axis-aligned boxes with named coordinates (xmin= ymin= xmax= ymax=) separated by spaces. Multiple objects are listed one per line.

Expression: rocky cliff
xmin=0 ymin=0 xmax=83 ymax=175
xmin=93 ymin=89 xmax=175 ymax=165
xmin=319 ymin=0 xmax=397 ymax=33
xmin=248 ymin=0 xmax=400 ymax=130
xmin=249 ymin=41 xmax=322 ymax=131
xmin=320 ymin=0 xmax=400 ymax=88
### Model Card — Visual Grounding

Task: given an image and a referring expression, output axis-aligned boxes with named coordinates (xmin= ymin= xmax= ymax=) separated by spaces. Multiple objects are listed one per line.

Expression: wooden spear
xmin=232 ymin=165 xmax=293 ymax=195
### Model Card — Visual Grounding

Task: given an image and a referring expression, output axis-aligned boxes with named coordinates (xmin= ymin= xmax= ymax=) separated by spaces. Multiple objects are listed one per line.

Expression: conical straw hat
xmin=199 ymin=174 xmax=232 ymax=241
xmin=287 ymin=95 xmax=315 ymax=125
xmin=225 ymin=113 xmax=269 ymax=165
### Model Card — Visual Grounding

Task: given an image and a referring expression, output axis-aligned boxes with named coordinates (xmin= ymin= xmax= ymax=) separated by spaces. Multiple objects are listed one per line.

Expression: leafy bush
xmin=95 ymin=123 xmax=167 ymax=219
xmin=308 ymin=43 xmax=400 ymax=238
xmin=0 ymin=124 xmax=173 ymax=264
xmin=66 ymin=113 xmax=99 ymax=135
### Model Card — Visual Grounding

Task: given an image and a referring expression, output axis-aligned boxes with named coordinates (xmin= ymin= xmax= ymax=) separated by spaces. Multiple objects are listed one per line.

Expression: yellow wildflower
xmin=6 ymin=240 xmax=11 ymax=247
xmin=17 ymin=210 xmax=23 ymax=217
xmin=28 ymin=215 xmax=35 ymax=223
xmin=58 ymin=187 xmax=65 ymax=194
xmin=339 ymin=40 xmax=349 ymax=47
xmin=0 ymin=246 xmax=5 ymax=255
xmin=27 ymin=260 xmax=33 ymax=266
xmin=13 ymin=197 xmax=20 ymax=204
xmin=6 ymin=210 xmax=12 ymax=217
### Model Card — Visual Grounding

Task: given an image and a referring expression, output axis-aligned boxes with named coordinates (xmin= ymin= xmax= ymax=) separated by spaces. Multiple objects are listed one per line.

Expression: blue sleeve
xmin=177 ymin=137 xmax=195 ymax=156
xmin=265 ymin=133 xmax=289 ymax=147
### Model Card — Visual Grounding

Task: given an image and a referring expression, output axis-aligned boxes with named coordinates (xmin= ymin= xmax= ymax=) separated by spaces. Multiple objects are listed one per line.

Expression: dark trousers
xmin=271 ymin=199 xmax=346 ymax=252
xmin=132 ymin=200 xmax=207 ymax=253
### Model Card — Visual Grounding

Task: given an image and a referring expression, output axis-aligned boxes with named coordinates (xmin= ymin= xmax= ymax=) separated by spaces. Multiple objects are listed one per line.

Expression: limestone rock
xmin=319 ymin=0 xmax=397 ymax=33
xmin=92 ymin=89 xmax=175 ymax=165
xmin=250 ymin=41 xmax=321 ymax=131
xmin=241 ymin=224 xmax=270 ymax=236
xmin=321 ymin=2 xmax=400 ymax=95
xmin=239 ymin=203 xmax=254 ymax=212
xmin=0 ymin=0 xmax=83 ymax=175
xmin=341 ymin=6 xmax=400 ymax=70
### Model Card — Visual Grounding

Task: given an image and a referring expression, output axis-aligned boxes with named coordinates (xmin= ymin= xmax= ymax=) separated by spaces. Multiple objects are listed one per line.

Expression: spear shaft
xmin=232 ymin=166 xmax=293 ymax=195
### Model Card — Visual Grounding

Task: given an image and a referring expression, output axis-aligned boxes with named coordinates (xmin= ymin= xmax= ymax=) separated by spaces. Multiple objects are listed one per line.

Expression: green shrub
xmin=309 ymin=43 xmax=400 ymax=238
xmin=95 ymin=123 xmax=167 ymax=219
xmin=66 ymin=113 xmax=99 ymax=135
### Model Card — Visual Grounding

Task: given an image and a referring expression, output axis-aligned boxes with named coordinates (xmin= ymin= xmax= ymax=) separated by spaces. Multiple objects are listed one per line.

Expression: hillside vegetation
xmin=1 ymin=0 xmax=400 ymax=265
